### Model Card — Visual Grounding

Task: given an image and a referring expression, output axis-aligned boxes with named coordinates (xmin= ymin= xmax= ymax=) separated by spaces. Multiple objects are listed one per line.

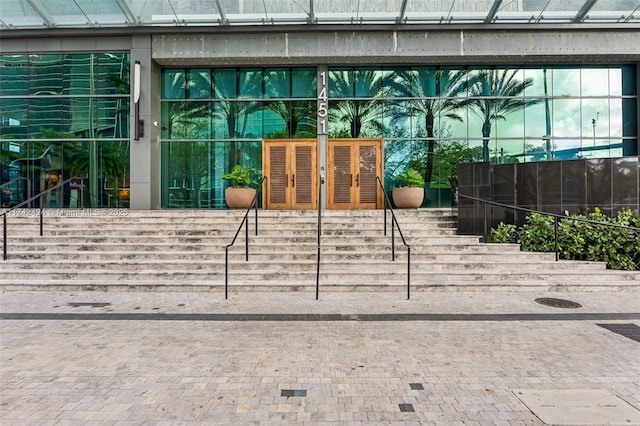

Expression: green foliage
xmin=394 ymin=168 xmax=425 ymax=188
xmin=491 ymin=208 xmax=640 ymax=270
xmin=490 ymin=222 xmax=518 ymax=243
xmin=221 ymin=164 xmax=257 ymax=188
xmin=518 ymin=212 xmax=556 ymax=252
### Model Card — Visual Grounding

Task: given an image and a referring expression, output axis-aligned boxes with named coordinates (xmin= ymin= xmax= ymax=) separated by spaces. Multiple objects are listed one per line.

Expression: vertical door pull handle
xmin=356 ymin=173 xmax=360 ymax=187
xmin=292 ymin=174 xmax=295 ymax=187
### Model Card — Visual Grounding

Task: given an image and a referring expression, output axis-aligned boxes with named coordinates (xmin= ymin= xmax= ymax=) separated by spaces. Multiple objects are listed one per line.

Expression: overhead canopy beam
xmin=485 ymin=0 xmax=503 ymax=23
xmin=25 ymin=0 xmax=55 ymax=28
xmin=114 ymin=0 xmax=139 ymax=26
xmin=397 ymin=0 xmax=409 ymax=24
xmin=574 ymin=0 xmax=598 ymax=23
xmin=215 ymin=0 xmax=229 ymax=25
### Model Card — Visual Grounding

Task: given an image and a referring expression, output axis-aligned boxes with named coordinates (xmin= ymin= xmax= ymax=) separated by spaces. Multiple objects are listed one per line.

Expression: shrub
xmin=491 ymin=222 xmax=518 ymax=243
xmin=491 ymin=208 xmax=640 ymax=270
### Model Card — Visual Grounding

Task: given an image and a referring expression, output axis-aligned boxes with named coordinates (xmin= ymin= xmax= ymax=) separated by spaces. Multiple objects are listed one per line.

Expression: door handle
xmin=356 ymin=173 xmax=360 ymax=187
xmin=291 ymin=174 xmax=295 ymax=187
xmin=350 ymin=173 xmax=353 ymax=187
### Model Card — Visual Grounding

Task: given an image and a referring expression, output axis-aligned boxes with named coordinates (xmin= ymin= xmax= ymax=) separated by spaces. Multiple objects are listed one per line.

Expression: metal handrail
xmin=2 ymin=176 xmax=85 ymax=260
xmin=457 ymin=193 xmax=640 ymax=261
xmin=376 ymin=176 xmax=412 ymax=299
xmin=1 ymin=177 xmax=32 ymax=209
xmin=315 ymin=174 xmax=322 ymax=300
xmin=224 ymin=176 xmax=266 ymax=299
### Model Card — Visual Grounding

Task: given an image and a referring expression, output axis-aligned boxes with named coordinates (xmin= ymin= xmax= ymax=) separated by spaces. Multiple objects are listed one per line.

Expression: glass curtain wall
xmin=0 ymin=53 xmax=131 ymax=208
xmin=160 ymin=67 xmax=317 ymax=208
xmin=161 ymin=64 xmax=636 ymax=209
xmin=328 ymin=65 xmax=637 ymax=207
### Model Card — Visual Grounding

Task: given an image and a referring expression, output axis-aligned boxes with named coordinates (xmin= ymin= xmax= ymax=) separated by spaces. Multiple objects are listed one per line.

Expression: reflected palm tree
xmin=213 ymin=70 xmax=263 ymax=166
xmin=386 ymin=69 xmax=468 ymax=185
xmin=264 ymin=70 xmax=315 ymax=137
xmin=329 ymin=69 xmax=383 ymax=137
xmin=463 ymin=69 xmax=540 ymax=162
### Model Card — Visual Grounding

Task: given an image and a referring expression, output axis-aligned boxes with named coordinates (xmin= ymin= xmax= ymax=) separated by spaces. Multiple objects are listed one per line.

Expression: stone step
xmin=2 ymin=265 xmax=634 ymax=283
xmin=5 ymin=248 xmax=549 ymax=262
xmin=1 ymin=258 xmax=606 ymax=272
xmin=1 ymin=279 xmax=637 ymax=293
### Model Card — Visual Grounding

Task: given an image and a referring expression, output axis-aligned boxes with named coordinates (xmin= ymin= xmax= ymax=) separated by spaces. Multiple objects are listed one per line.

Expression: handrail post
xmin=483 ymin=201 xmax=488 ymax=242
xmin=407 ymin=246 xmax=411 ymax=300
xmin=254 ymin=200 xmax=258 ymax=236
xmin=316 ymin=176 xmax=322 ymax=300
xmin=554 ymin=216 xmax=559 ymax=261
xmin=384 ymin=200 xmax=388 ymax=236
xmin=39 ymin=206 xmax=44 ymax=236
xmin=3 ymin=215 xmax=6 ymax=260
xmin=224 ymin=246 xmax=229 ymax=299
xmin=245 ymin=215 xmax=249 ymax=261
xmin=391 ymin=219 xmax=396 ymax=261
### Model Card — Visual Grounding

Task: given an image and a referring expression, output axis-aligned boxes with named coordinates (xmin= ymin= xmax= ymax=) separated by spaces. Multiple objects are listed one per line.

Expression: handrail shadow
xmin=376 ymin=176 xmax=412 ymax=299
xmin=2 ymin=176 xmax=85 ymax=260
xmin=457 ymin=193 xmax=640 ymax=262
xmin=224 ymin=176 xmax=266 ymax=299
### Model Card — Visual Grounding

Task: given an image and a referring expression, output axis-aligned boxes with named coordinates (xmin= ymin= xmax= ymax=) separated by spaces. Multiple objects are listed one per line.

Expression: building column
xmin=130 ymin=35 xmax=158 ymax=209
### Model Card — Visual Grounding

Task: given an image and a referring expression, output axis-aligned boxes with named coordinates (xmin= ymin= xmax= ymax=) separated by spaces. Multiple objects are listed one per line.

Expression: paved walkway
xmin=1 ymin=290 xmax=639 ymax=425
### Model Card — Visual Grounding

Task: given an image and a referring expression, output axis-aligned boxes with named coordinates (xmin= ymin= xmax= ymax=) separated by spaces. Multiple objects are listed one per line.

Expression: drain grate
xmin=399 ymin=404 xmax=415 ymax=412
xmin=280 ymin=389 xmax=307 ymax=397
xmin=409 ymin=383 xmax=424 ymax=390
xmin=597 ymin=323 xmax=640 ymax=343
xmin=535 ymin=298 xmax=582 ymax=309
xmin=68 ymin=303 xmax=111 ymax=308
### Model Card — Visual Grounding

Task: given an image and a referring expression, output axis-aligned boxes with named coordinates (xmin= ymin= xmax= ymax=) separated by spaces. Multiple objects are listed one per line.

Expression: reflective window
xmin=158 ymin=64 xmax=637 ymax=208
xmin=1 ymin=53 xmax=131 ymax=208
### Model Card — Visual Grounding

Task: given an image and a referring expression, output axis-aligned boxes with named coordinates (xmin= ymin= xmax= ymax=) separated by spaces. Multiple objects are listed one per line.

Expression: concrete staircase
xmin=1 ymin=209 xmax=638 ymax=293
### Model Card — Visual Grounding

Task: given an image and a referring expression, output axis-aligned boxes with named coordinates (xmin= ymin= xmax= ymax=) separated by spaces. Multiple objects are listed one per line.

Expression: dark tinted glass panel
xmin=161 ymin=140 xmax=261 ymax=209
xmin=329 ymin=68 xmax=354 ymax=98
xmin=162 ymin=101 xmax=211 ymax=139
xmin=265 ymin=69 xmax=290 ymax=98
xmin=29 ymin=97 xmax=64 ymax=136
xmin=163 ymin=69 xmax=186 ymax=99
xmin=612 ymin=157 xmax=638 ymax=209
xmin=29 ymin=54 xmax=63 ymax=96
xmin=355 ymin=68 xmax=383 ymax=97
xmin=291 ymin=68 xmax=316 ymax=98
xmin=63 ymin=54 xmax=92 ymax=95
xmin=586 ymin=158 xmax=611 ymax=210
xmin=96 ymin=53 xmax=130 ymax=95
xmin=238 ymin=69 xmax=262 ymax=98
xmin=1 ymin=140 xmax=129 ymax=208
xmin=213 ymin=68 xmax=237 ymax=99
xmin=0 ymin=98 xmax=28 ymax=139
xmin=538 ymin=161 xmax=562 ymax=213
xmin=411 ymin=68 xmax=438 ymax=97
xmin=561 ymin=159 xmax=586 ymax=210
xmin=0 ymin=55 xmax=28 ymax=96
xmin=187 ymin=69 xmax=211 ymax=99
xmin=263 ymin=101 xmax=288 ymax=138
xmin=292 ymin=101 xmax=316 ymax=137
xmin=621 ymin=65 xmax=636 ymax=96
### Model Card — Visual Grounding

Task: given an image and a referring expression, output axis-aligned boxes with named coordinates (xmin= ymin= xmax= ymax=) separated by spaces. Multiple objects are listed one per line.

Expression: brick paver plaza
xmin=1 ymin=290 xmax=639 ymax=425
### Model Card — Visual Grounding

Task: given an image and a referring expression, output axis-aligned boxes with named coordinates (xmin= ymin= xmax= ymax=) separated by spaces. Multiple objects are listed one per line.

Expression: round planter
xmin=225 ymin=187 xmax=257 ymax=209
xmin=392 ymin=187 xmax=424 ymax=208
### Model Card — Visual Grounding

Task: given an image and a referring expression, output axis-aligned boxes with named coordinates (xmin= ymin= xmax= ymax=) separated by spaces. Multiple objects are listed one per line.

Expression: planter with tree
xmin=392 ymin=169 xmax=425 ymax=208
xmin=221 ymin=164 xmax=257 ymax=209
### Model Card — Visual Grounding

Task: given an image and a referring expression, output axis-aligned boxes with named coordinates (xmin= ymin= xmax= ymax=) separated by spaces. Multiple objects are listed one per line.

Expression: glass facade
xmin=0 ymin=53 xmax=130 ymax=208
xmin=160 ymin=67 xmax=317 ymax=208
xmin=159 ymin=65 xmax=637 ymax=209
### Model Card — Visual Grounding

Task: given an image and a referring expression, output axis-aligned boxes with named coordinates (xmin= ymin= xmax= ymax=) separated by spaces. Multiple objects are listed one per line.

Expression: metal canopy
xmin=1 ymin=0 xmax=639 ymax=30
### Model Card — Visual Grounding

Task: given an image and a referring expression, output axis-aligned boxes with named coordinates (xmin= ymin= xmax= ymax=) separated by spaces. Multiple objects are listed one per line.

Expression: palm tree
xmin=329 ymin=69 xmax=384 ymax=138
xmin=462 ymin=69 xmax=540 ymax=162
xmin=386 ymin=68 xmax=468 ymax=186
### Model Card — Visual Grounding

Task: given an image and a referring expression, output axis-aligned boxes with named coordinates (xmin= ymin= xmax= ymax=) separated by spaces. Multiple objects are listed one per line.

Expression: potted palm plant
xmin=392 ymin=168 xmax=425 ymax=208
xmin=221 ymin=164 xmax=257 ymax=209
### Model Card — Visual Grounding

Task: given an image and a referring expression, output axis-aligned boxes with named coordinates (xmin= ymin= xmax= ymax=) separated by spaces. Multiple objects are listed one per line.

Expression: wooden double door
xmin=263 ymin=138 xmax=383 ymax=210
